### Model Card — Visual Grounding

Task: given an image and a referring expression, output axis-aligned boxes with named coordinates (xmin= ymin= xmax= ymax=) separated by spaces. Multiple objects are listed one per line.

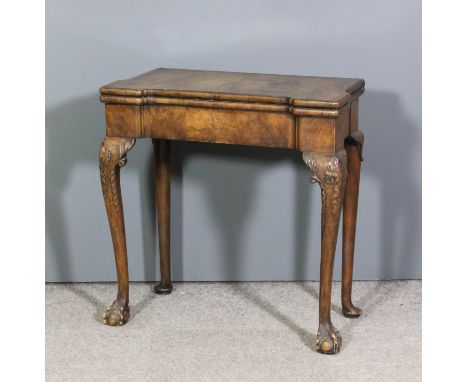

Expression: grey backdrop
xmin=46 ymin=0 xmax=421 ymax=282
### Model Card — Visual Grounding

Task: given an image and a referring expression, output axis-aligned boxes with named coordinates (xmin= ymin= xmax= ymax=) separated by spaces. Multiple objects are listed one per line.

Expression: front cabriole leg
xmin=99 ymin=137 xmax=135 ymax=326
xmin=303 ymin=148 xmax=347 ymax=354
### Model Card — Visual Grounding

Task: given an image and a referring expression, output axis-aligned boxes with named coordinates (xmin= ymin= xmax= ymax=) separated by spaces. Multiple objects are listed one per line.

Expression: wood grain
xmin=99 ymin=68 xmax=366 ymax=355
xmin=100 ymin=68 xmax=364 ymax=109
xmin=142 ymin=105 xmax=295 ymax=149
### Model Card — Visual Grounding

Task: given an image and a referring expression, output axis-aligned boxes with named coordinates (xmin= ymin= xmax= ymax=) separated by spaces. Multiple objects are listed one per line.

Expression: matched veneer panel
xmin=141 ymin=105 xmax=295 ymax=149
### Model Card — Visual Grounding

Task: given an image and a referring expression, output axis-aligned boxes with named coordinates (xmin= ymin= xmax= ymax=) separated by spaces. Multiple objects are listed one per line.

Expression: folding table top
xmin=100 ymin=68 xmax=365 ymax=109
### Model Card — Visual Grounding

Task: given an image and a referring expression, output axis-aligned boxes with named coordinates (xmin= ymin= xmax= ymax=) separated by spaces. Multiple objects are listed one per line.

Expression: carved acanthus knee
xmin=99 ymin=137 xmax=136 ymax=212
xmin=303 ymin=149 xmax=348 ymax=219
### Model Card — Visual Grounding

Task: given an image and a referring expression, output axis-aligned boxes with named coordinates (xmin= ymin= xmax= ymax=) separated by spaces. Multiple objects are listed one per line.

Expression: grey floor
xmin=46 ymin=281 xmax=421 ymax=382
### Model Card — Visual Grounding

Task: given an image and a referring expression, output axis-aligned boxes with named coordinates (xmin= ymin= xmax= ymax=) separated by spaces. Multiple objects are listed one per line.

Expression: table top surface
xmin=101 ymin=68 xmax=364 ymax=109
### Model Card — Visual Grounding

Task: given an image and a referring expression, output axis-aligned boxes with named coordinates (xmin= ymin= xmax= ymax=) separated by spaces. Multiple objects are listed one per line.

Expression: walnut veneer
xmin=98 ymin=68 xmax=365 ymax=355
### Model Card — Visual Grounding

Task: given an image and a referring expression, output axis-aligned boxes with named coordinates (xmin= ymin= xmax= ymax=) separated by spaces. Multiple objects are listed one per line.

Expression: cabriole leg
xmin=99 ymin=137 xmax=135 ymax=326
xmin=303 ymin=148 xmax=347 ymax=354
xmin=342 ymin=130 xmax=364 ymax=317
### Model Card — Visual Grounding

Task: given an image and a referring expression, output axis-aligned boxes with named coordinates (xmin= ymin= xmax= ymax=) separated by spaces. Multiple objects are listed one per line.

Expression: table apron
xmin=105 ymin=103 xmax=352 ymax=152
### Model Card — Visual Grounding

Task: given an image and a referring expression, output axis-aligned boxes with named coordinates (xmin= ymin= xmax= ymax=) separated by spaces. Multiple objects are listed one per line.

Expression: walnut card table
xmin=98 ymin=68 xmax=365 ymax=355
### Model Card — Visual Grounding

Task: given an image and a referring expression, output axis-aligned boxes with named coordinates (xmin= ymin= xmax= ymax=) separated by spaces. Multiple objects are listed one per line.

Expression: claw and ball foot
xmin=103 ymin=299 xmax=130 ymax=326
xmin=316 ymin=322 xmax=342 ymax=355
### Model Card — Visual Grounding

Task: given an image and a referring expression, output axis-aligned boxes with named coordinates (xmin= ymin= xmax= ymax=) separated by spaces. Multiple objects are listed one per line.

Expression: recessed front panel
xmin=141 ymin=105 xmax=296 ymax=149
